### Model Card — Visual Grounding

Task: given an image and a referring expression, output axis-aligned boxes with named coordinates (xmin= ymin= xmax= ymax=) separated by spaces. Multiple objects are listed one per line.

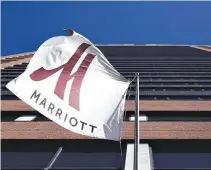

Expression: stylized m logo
xmin=30 ymin=43 xmax=95 ymax=111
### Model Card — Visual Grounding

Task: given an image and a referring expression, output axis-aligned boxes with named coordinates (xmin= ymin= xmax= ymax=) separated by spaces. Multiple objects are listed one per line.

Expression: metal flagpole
xmin=134 ymin=73 xmax=140 ymax=170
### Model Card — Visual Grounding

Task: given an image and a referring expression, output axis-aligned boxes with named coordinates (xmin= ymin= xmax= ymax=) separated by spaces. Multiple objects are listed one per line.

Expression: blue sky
xmin=2 ymin=1 xmax=211 ymax=56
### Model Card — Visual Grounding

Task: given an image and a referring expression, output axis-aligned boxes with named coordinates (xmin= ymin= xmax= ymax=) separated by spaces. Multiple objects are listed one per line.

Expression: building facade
xmin=1 ymin=45 xmax=211 ymax=170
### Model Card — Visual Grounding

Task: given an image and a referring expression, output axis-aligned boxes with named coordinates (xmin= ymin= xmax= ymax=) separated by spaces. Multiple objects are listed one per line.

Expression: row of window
xmin=2 ymin=140 xmax=211 ymax=169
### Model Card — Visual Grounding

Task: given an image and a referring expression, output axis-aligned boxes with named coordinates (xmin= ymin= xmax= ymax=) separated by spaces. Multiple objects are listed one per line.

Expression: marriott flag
xmin=6 ymin=30 xmax=130 ymax=141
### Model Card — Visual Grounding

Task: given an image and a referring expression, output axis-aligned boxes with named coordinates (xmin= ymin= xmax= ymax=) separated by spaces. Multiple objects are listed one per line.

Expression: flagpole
xmin=134 ymin=73 xmax=140 ymax=170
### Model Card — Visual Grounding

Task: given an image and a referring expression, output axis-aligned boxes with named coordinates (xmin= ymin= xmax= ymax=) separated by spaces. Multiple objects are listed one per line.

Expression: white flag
xmin=6 ymin=30 xmax=130 ymax=141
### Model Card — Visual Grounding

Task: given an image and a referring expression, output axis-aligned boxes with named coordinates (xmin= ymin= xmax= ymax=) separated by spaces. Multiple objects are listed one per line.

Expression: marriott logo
xmin=30 ymin=43 xmax=95 ymax=111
